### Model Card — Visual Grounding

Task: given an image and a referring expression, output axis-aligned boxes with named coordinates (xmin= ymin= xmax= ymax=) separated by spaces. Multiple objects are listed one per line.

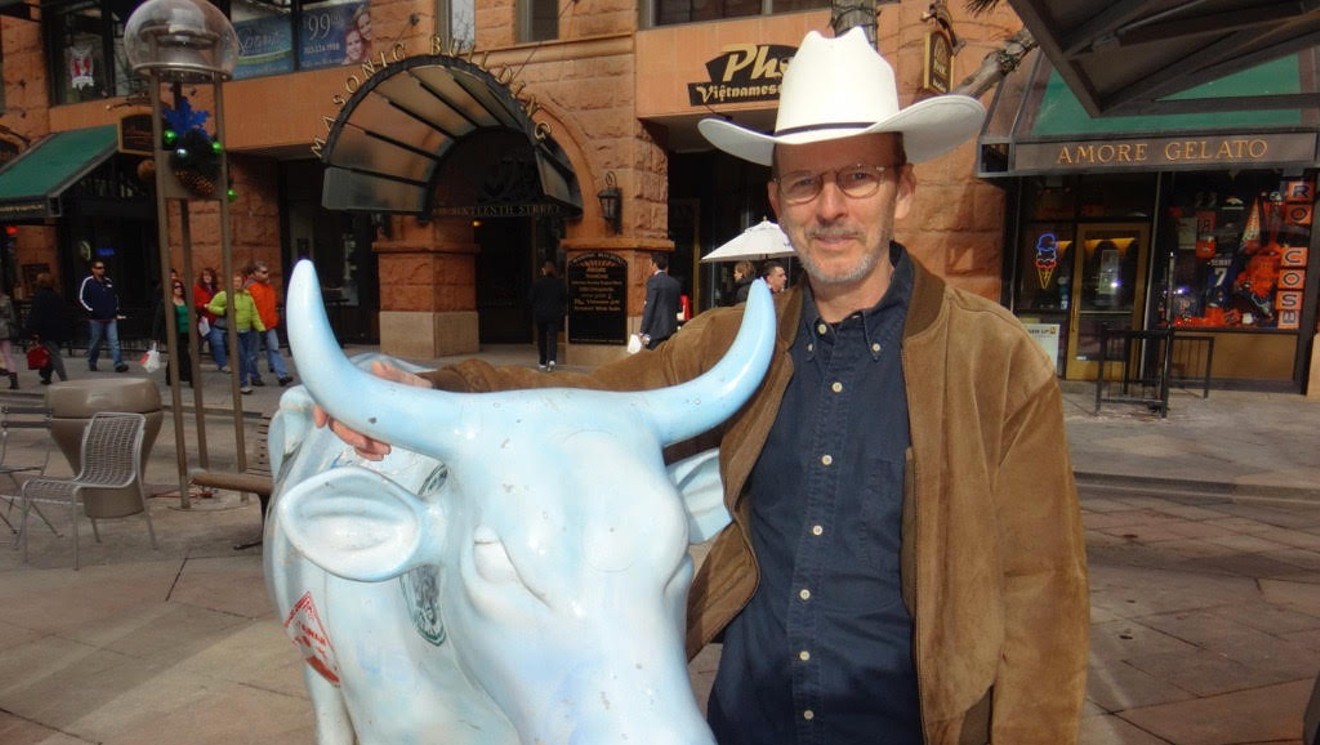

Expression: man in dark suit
xmin=639 ymin=252 xmax=681 ymax=349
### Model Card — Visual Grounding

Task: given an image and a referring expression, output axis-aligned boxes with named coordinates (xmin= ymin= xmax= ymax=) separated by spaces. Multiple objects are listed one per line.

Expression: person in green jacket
xmin=206 ymin=271 xmax=265 ymax=394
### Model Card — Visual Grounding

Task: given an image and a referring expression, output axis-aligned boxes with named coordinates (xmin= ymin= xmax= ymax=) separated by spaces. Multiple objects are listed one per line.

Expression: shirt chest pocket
xmin=833 ymin=452 xmax=906 ymax=604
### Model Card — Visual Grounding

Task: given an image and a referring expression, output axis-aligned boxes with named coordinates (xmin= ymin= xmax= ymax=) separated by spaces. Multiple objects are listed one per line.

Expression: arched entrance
xmin=316 ymin=53 xmax=581 ymax=354
xmin=437 ymin=130 xmax=568 ymax=343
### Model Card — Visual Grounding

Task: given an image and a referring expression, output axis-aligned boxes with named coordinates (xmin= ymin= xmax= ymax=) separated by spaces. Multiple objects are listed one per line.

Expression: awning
xmin=319 ymin=54 xmax=581 ymax=217
xmin=978 ymin=50 xmax=1320 ymax=178
xmin=0 ymin=125 xmax=118 ymax=222
xmin=0 ymin=0 xmax=36 ymax=21
xmin=1006 ymin=0 xmax=1320 ymax=117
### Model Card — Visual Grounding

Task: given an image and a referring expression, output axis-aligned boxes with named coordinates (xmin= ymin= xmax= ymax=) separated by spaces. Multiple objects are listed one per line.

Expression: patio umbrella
xmin=702 ymin=219 xmax=795 ymax=263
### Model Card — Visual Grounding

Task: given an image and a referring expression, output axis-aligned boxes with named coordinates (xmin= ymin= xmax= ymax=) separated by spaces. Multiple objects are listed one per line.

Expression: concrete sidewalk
xmin=1 ymin=344 xmax=1319 ymax=744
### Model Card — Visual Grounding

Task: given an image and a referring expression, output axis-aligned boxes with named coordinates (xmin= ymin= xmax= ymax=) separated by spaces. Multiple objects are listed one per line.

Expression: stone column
xmin=375 ymin=218 xmax=480 ymax=359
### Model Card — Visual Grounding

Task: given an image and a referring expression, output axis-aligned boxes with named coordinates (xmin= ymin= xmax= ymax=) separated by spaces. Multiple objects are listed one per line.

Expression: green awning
xmin=979 ymin=51 xmax=1320 ymax=177
xmin=0 ymin=125 xmax=119 ymax=222
xmin=1032 ymin=56 xmax=1305 ymax=138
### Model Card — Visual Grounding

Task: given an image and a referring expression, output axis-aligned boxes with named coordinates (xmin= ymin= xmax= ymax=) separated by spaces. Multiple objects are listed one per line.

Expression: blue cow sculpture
xmin=264 ymin=260 xmax=775 ymax=744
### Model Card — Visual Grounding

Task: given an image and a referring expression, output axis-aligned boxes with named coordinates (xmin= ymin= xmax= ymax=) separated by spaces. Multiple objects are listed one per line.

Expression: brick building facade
xmin=0 ymin=0 xmax=1019 ymax=362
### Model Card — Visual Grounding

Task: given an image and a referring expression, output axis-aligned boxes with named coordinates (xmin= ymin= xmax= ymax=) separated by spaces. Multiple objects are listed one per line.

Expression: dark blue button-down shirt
xmin=709 ymin=244 xmax=920 ymax=744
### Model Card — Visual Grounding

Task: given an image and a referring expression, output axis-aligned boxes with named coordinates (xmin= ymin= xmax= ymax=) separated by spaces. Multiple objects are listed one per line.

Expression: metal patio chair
xmin=0 ymin=403 xmax=58 ymax=539
xmin=19 ymin=411 xmax=157 ymax=569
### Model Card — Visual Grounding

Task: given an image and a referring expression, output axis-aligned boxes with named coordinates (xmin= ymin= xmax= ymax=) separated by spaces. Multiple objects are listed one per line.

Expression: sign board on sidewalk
xmin=1024 ymin=322 xmax=1061 ymax=372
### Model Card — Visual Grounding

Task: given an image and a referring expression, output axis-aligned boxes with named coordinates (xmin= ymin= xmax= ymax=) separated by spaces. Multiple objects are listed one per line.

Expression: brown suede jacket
xmin=422 ymin=259 xmax=1089 ymax=745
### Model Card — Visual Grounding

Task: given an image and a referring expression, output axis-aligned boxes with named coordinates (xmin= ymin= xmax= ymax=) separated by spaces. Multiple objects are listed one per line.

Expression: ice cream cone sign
xmin=1034 ymin=232 xmax=1059 ymax=289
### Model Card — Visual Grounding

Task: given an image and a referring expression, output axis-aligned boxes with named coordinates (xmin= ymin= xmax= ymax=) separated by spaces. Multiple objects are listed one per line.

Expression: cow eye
xmin=473 ymin=526 xmax=519 ymax=584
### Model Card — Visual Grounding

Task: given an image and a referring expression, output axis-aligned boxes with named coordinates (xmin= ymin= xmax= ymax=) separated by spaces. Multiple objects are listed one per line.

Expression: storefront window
xmin=441 ymin=0 xmax=475 ymax=49
xmin=650 ymin=0 xmax=828 ymax=27
xmin=519 ymin=0 xmax=557 ymax=41
xmin=46 ymin=0 xmax=138 ymax=105
xmin=1159 ymin=171 xmax=1313 ymax=331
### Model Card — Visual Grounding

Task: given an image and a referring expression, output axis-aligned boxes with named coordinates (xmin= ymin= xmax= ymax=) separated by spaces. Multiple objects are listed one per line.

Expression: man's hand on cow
xmin=311 ymin=359 xmax=432 ymax=461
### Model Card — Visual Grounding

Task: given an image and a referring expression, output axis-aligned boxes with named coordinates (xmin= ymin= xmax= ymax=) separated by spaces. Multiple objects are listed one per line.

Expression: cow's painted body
xmin=264 ymin=260 xmax=774 ymax=744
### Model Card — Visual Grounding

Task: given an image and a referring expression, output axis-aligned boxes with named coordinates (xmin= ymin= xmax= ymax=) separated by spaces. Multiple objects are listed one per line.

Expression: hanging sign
xmin=921 ymin=29 xmax=953 ymax=95
xmin=118 ymin=114 xmax=155 ymax=156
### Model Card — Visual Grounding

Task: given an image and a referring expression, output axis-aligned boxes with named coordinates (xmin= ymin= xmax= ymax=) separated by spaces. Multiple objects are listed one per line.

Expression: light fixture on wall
xmin=597 ymin=171 xmax=621 ymax=234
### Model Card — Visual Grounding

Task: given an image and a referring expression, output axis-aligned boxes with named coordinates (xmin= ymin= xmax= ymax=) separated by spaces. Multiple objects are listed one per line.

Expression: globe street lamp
xmin=126 ymin=0 xmax=242 ymax=509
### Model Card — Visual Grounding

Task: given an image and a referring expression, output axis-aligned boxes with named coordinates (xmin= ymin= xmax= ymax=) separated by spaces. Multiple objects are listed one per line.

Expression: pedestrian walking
xmin=732 ymin=260 xmax=756 ymax=304
xmin=760 ymin=259 xmax=788 ymax=293
xmin=152 ymin=279 xmax=193 ymax=386
xmin=206 ymin=271 xmax=265 ymax=393
xmin=194 ymin=267 xmax=228 ymax=372
xmin=77 ymin=260 xmax=128 ymax=372
xmin=23 ymin=272 xmax=69 ymax=385
xmin=528 ymin=260 xmax=567 ymax=371
xmin=639 ymin=252 xmax=680 ymax=349
xmin=244 ymin=261 xmax=293 ymax=386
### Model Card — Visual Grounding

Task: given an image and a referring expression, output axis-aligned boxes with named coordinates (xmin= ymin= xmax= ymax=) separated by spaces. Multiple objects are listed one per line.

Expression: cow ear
xmin=268 ymin=387 xmax=315 ymax=475
xmin=277 ymin=466 xmax=436 ymax=582
xmin=669 ymin=448 xmax=732 ymax=544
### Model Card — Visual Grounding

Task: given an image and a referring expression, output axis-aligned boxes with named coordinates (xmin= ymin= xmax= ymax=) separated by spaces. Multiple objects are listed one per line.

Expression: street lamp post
xmin=125 ymin=0 xmax=241 ymax=508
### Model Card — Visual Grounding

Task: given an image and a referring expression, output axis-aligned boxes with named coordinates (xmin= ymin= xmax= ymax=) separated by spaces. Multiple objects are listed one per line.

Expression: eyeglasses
xmin=92 ymin=265 xmax=105 ymax=270
xmin=773 ymin=164 xmax=899 ymax=205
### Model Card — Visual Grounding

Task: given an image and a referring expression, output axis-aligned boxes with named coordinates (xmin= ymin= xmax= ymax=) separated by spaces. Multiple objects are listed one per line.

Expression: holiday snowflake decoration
xmin=162 ymin=95 xmax=232 ymax=199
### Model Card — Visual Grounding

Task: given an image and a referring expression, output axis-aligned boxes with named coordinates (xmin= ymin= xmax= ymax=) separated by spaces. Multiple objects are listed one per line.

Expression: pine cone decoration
xmin=174 ymin=167 xmax=217 ymax=198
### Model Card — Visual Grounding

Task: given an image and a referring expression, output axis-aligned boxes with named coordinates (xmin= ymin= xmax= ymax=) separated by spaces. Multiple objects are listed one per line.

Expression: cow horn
xmin=633 ymin=279 xmax=775 ymax=446
xmin=285 ymin=259 xmax=466 ymax=457
xmin=287 ymin=260 xmax=775 ymax=454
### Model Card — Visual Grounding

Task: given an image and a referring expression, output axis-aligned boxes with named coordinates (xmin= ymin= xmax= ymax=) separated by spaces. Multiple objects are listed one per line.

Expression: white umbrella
xmin=701 ymin=219 xmax=795 ymax=263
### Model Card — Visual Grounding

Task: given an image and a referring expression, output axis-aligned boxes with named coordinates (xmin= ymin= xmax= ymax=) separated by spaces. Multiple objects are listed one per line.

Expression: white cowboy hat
xmin=698 ymin=28 xmax=986 ymax=166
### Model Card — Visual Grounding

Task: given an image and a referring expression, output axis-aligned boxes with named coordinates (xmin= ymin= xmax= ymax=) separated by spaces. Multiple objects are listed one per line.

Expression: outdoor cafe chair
xmin=0 ymin=403 xmax=58 ymax=539
xmin=18 ymin=411 xmax=157 ymax=569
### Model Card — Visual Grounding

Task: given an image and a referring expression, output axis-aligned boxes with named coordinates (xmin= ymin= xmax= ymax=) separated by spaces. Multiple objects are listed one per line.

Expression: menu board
xmin=567 ymin=252 xmax=627 ymax=345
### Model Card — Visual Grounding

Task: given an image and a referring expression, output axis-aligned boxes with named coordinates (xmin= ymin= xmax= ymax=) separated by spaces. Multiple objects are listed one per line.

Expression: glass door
xmin=1065 ymin=223 xmax=1150 ymax=379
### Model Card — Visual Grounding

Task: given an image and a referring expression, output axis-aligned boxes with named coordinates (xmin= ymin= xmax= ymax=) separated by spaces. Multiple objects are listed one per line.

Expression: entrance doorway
xmin=283 ymin=161 xmax=379 ymax=343
xmin=1064 ymin=222 xmax=1150 ymax=379
xmin=475 ymin=218 xmax=533 ymax=343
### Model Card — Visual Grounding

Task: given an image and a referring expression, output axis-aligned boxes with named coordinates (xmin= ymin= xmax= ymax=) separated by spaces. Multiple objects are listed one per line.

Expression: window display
xmin=1162 ymin=173 xmax=1313 ymax=330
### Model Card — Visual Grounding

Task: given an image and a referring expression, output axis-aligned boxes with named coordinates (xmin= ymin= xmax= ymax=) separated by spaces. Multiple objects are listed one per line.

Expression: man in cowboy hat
xmin=318 ymin=27 xmax=1087 ymax=745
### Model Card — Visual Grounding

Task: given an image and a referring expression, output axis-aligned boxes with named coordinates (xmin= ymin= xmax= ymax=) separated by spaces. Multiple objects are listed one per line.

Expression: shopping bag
xmin=140 ymin=342 xmax=162 ymax=373
xmin=26 ymin=343 xmax=50 ymax=370
xmin=198 ymin=317 xmax=211 ymax=337
xmin=627 ymin=333 xmax=643 ymax=354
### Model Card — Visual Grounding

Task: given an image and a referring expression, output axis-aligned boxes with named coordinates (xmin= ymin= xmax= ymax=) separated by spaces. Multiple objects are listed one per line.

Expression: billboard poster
xmin=235 ymin=15 xmax=295 ymax=80
xmin=299 ymin=0 xmax=372 ymax=72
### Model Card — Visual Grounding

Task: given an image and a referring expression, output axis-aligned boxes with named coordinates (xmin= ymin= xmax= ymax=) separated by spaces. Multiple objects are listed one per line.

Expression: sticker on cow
xmin=264 ymin=259 xmax=776 ymax=744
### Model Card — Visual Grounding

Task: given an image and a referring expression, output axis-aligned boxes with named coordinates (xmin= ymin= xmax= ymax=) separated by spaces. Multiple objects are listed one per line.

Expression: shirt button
xmin=831 ymin=381 xmax=843 ymax=393
xmin=799 ymin=650 xmax=811 ymax=661
xmin=820 ymin=454 xmax=833 ymax=466
xmin=799 ymin=588 xmax=811 ymax=600
xmin=807 ymin=343 xmax=814 ymax=353
xmin=872 ymin=342 xmax=882 ymax=353
xmin=811 ymin=524 xmax=823 ymax=536
xmin=803 ymin=710 xmax=815 ymax=721
xmin=816 ymin=323 xmax=827 ymax=335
